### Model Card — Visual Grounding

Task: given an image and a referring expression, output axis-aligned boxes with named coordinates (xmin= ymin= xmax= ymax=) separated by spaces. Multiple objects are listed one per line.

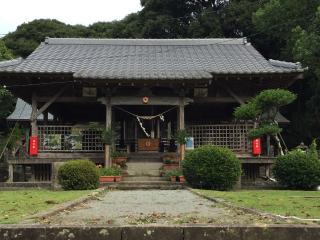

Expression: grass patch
xmin=0 ymin=190 xmax=92 ymax=224
xmin=194 ymin=189 xmax=320 ymax=219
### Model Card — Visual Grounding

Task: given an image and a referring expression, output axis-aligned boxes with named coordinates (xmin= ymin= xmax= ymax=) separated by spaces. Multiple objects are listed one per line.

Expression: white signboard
xmin=186 ymin=137 xmax=194 ymax=150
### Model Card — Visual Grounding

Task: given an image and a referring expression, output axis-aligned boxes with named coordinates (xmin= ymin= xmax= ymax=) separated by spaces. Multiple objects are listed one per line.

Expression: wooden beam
xmin=222 ymin=85 xmax=245 ymax=105
xmin=98 ymin=96 xmax=193 ymax=106
xmin=32 ymin=86 xmax=67 ymax=121
xmin=36 ymin=97 xmax=98 ymax=103
xmin=193 ymin=96 xmax=250 ymax=104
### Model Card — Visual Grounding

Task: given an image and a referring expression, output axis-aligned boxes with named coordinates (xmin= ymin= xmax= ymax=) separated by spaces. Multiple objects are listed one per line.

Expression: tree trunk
xmin=273 ymin=134 xmax=284 ymax=156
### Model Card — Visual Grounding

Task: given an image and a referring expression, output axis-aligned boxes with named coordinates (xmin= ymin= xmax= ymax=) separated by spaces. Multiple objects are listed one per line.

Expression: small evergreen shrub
xmin=273 ymin=150 xmax=320 ymax=190
xmin=99 ymin=166 xmax=122 ymax=176
xmin=58 ymin=160 xmax=99 ymax=190
xmin=183 ymin=145 xmax=241 ymax=190
xmin=164 ymin=169 xmax=182 ymax=178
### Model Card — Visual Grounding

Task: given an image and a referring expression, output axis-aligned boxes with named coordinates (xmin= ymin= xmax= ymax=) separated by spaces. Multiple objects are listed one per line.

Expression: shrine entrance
xmin=113 ymin=105 xmax=178 ymax=153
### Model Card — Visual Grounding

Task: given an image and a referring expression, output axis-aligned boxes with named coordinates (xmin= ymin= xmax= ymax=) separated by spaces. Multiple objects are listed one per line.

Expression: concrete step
xmin=123 ymin=176 xmax=166 ymax=182
xmin=126 ymin=162 xmax=162 ymax=176
xmin=127 ymin=158 xmax=162 ymax=163
xmin=101 ymin=181 xmax=185 ymax=190
xmin=128 ymin=153 xmax=163 ymax=163
xmin=117 ymin=185 xmax=185 ymax=190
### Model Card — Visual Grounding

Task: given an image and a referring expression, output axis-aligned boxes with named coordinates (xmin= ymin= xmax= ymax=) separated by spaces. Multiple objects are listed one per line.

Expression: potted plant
xmin=112 ymin=166 xmax=123 ymax=182
xmin=112 ymin=151 xmax=128 ymax=167
xmin=99 ymin=166 xmax=122 ymax=182
xmin=165 ymin=169 xmax=182 ymax=182
xmin=179 ymin=175 xmax=186 ymax=183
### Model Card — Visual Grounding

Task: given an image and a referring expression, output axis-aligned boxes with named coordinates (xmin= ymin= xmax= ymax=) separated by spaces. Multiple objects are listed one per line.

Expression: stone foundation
xmin=0 ymin=225 xmax=319 ymax=240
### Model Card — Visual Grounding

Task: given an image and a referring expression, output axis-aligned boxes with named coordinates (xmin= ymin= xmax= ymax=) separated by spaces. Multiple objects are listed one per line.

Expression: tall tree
xmin=0 ymin=41 xmax=15 ymax=129
xmin=253 ymin=0 xmax=320 ymax=145
xmin=3 ymin=19 xmax=88 ymax=57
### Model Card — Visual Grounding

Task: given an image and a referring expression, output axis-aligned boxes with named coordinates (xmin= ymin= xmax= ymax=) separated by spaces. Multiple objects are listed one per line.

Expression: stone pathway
xmin=40 ymin=190 xmax=282 ymax=225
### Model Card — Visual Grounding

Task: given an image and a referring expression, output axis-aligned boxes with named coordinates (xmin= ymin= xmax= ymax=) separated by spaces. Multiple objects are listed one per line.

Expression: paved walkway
xmin=40 ymin=190 xmax=278 ymax=225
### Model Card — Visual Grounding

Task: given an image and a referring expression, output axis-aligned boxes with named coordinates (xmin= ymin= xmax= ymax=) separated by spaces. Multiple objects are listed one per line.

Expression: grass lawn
xmin=194 ymin=189 xmax=320 ymax=219
xmin=0 ymin=190 xmax=93 ymax=224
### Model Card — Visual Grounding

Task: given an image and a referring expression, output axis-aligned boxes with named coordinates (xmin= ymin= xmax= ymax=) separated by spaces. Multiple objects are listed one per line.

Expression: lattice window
xmin=38 ymin=125 xmax=104 ymax=152
xmin=187 ymin=124 xmax=253 ymax=153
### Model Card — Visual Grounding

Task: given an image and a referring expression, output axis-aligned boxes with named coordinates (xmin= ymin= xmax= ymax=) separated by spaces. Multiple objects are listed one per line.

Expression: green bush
xmin=99 ymin=166 xmax=122 ymax=176
xmin=273 ymin=150 xmax=320 ymax=190
xmin=58 ymin=160 xmax=99 ymax=190
xmin=183 ymin=145 xmax=241 ymax=190
xmin=164 ymin=169 xmax=182 ymax=178
xmin=111 ymin=151 xmax=127 ymax=158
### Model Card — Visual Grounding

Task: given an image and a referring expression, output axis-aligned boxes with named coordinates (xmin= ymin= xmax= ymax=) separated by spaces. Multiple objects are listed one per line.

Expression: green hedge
xmin=58 ymin=160 xmax=99 ymax=190
xmin=273 ymin=150 xmax=320 ymax=190
xmin=183 ymin=145 xmax=241 ymax=190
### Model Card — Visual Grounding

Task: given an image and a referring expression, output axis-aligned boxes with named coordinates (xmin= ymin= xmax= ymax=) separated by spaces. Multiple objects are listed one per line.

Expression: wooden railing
xmin=38 ymin=123 xmax=253 ymax=153
xmin=187 ymin=123 xmax=253 ymax=153
xmin=38 ymin=125 xmax=104 ymax=152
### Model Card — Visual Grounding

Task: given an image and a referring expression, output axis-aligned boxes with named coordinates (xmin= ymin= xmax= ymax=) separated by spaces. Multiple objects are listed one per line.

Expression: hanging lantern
xmin=252 ymin=138 xmax=261 ymax=156
xmin=29 ymin=136 xmax=38 ymax=156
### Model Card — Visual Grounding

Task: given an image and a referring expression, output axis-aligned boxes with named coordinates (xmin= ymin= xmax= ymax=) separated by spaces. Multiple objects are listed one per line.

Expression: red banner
xmin=252 ymin=138 xmax=261 ymax=156
xmin=29 ymin=136 xmax=38 ymax=156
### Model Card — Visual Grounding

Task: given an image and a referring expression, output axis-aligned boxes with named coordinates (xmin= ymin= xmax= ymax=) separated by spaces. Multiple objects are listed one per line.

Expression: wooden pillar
xmin=157 ymin=119 xmax=160 ymax=138
xmin=178 ymin=97 xmax=185 ymax=130
xmin=7 ymin=164 xmax=13 ymax=182
xmin=43 ymin=110 xmax=49 ymax=125
xmin=31 ymin=92 xmax=38 ymax=136
xmin=105 ymin=97 xmax=112 ymax=168
xmin=178 ymin=97 xmax=185 ymax=161
xmin=235 ymin=174 xmax=242 ymax=190
xmin=265 ymin=164 xmax=271 ymax=178
xmin=135 ymin=120 xmax=138 ymax=152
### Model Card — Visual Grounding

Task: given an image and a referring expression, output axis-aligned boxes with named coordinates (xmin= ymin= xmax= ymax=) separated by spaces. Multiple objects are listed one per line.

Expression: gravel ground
xmin=40 ymin=190 xmax=286 ymax=225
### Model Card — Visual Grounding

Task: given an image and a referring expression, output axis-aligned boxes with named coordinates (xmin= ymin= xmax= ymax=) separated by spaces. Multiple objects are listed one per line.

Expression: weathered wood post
xmin=105 ymin=96 xmax=112 ymax=168
xmin=178 ymin=97 xmax=185 ymax=162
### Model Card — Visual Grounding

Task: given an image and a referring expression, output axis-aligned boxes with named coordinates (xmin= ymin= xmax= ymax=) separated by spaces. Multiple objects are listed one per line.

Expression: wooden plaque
xmin=138 ymin=138 xmax=160 ymax=151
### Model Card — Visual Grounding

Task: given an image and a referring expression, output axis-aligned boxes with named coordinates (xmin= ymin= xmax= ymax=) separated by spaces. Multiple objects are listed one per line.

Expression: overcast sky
xmin=0 ymin=0 xmax=142 ymax=35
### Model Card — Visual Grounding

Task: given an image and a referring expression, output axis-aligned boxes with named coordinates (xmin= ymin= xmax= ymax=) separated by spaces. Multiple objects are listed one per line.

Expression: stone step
xmin=123 ymin=176 xmax=166 ymax=182
xmin=128 ymin=154 xmax=163 ymax=163
xmin=117 ymin=185 xmax=184 ymax=190
xmin=101 ymin=181 xmax=185 ymax=190
xmin=127 ymin=159 xmax=162 ymax=163
xmin=126 ymin=162 xmax=162 ymax=176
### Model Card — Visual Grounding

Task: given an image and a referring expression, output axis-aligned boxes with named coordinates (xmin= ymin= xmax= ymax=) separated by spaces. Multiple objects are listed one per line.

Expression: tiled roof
xmin=7 ymin=98 xmax=54 ymax=121
xmin=0 ymin=38 xmax=304 ymax=80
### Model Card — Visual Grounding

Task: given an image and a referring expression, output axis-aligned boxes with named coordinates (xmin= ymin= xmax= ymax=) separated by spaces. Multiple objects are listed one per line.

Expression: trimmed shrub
xmin=183 ymin=145 xmax=241 ymax=190
xmin=273 ymin=150 xmax=320 ymax=190
xmin=58 ymin=160 xmax=99 ymax=190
